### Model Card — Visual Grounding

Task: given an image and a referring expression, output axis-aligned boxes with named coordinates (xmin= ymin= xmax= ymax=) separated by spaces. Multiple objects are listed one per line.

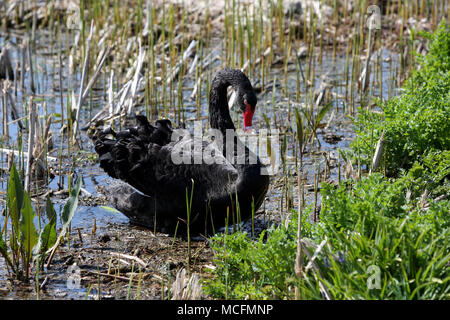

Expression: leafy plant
xmin=0 ymin=163 xmax=82 ymax=281
xmin=350 ymin=21 xmax=450 ymax=177
xmin=204 ymin=175 xmax=449 ymax=299
xmin=204 ymin=207 xmax=315 ymax=299
xmin=316 ymin=175 xmax=449 ymax=299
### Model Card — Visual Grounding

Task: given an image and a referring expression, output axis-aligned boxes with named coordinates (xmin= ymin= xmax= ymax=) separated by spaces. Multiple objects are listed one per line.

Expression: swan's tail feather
xmin=92 ymin=117 xmax=173 ymax=191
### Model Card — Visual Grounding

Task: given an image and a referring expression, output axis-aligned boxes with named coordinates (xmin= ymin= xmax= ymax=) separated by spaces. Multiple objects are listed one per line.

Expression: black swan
xmin=93 ymin=68 xmax=270 ymax=234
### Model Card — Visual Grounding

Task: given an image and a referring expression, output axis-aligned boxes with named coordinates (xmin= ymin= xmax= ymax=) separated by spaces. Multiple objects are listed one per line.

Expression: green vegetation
xmin=204 ymin=22 xmax=450 ymax=300
xmin=0 ymin=163 xmax=82 ymax=281
xmin=351 ymin=21 xmax=450 ymax=178
xmin=205 ymin=221 xmax=300 ymax=299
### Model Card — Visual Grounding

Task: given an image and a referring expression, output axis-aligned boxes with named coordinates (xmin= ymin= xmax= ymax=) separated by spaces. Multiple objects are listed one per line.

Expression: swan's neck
xmin=208 ymin=78 xmax=235 ymax=134
xmin=209 ymin=69 xmax=257 ymax=163
xmin=208 ymin=68 xmax=253 ymax=134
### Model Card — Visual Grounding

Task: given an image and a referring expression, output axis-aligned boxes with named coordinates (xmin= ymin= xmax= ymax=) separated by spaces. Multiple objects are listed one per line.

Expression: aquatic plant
xmin=0 ymin=0 xmax=447 ymax=299
xmin=0 ymin=163 xmax=81 ymax=281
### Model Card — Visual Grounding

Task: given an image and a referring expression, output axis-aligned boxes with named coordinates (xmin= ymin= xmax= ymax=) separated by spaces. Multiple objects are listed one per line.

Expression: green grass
xmin=204 ymin=173 xmax=449 ymax=299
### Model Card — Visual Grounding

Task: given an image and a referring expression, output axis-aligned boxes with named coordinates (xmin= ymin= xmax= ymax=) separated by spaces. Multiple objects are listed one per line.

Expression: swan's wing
xmin=94 ymin=116 xmax=173 ymax=179
xmin=94 ymin=123 xmax=238 ymax=203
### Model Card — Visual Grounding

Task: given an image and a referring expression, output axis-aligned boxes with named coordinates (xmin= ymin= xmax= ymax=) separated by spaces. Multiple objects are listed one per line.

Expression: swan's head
xmin=238 ymin=90 xmax=257 ymax=131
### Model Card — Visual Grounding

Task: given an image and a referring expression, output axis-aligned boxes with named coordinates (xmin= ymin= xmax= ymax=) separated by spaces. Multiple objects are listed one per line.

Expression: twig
xmin=126 ymin=40 xmax=146 ymax=115
xmin=0 ymin=148 xmax=58 ymax=162
xmin=304 ymin=238 xmax=328 ymax=273
xmin=81 ymin=45 xmax=111 ymax=102
xmin=187 ymin=53 xmax=199 ymax=75
xmin=24 ymin=97 xmax=35 ymax=192
xmin=300 ymin=238 xmax=333 ymax=300
xmin=26 ymin=37 xmax=35 ymax=94
xmin=110 ymin=252 xmax=147 ymax=268
xmin=73 ymin=20 xmax=95 ymax=142
xmin=0 ymin=45 xmax=14 ymax=80
xmin=2 ymin=84 xmax=8 ymax=140
xmin=360 ymin=28 xmax=373 ymax=94
xmin=81 ymin=269 xmax=141 ymax=283
xmin=88 ymin=46 xmax=145 ymax=125
xmin=4 ymin=83 xmax=24 ymax=130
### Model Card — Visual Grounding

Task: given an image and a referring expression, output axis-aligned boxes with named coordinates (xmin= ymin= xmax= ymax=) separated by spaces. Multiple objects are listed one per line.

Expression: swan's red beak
xmin=243 ymin=104 xmax=254 ymax=131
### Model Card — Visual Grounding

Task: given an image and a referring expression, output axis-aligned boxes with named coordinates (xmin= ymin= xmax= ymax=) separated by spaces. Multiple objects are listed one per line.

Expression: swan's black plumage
xmin=94 ymin=68 xmax=269 ymax=234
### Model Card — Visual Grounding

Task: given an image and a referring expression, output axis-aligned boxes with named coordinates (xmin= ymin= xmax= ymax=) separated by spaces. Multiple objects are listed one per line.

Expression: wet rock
xmin=285 ymin=1 xmax=302 ymax=17
xmin=98 ymin=234 xmax=111 ymax=243
xmin=323 ymin=132 xmax=343 ymax=144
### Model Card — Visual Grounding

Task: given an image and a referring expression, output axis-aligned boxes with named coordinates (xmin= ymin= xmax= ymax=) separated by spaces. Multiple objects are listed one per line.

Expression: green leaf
xmin=316 ymin=101 xmax=333 ymax=127
xmin=45 ymin=177 xmax=82 ymax=257
xmin=33 ymin=197 xmax=58 ymax=262
xmin=32 ymin=219 xmax=57 ymax=263
xmin=0 ymin=235 xmax=15 ymax=273
xmin=100 ymin=206 xmax=121 ymax=214
xmin=45 ymin=196 xmax=57 ymax=223
xmin=19 ymin=192 xmax=38 ymax=268
xmin=60 ymin=177 xmax=82 ymax=238
xmin=7 ymin=163 xmax=24 ymax=233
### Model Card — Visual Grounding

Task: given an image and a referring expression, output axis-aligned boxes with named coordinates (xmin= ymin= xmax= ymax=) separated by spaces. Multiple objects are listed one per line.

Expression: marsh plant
xmin=0 ymin=163 xmax=81 ymax=281
xmin=350 ymin=21 xmax=450 ymax=178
